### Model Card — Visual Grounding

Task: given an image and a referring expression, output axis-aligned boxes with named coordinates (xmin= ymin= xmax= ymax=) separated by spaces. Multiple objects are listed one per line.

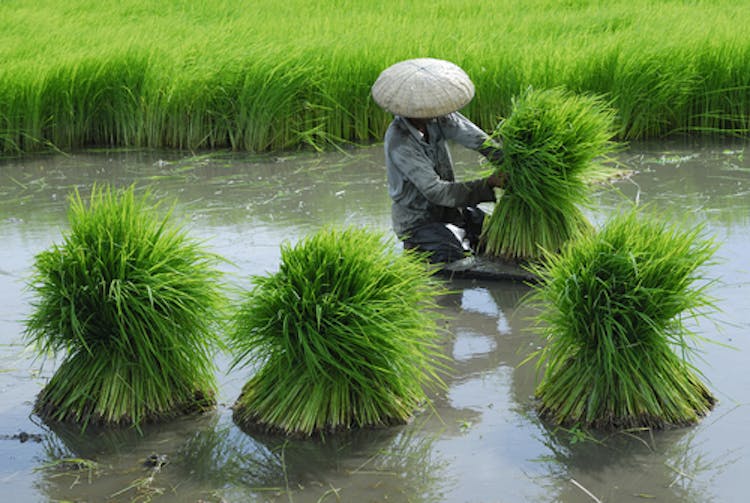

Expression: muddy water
xmin=0 ymin=141 xmax=748 ymax=502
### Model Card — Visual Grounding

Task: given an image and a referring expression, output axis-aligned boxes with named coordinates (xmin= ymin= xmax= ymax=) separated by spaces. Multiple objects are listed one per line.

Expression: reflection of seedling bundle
xmin=480 ymin=87 xmax=619 ymax=261
xmin=527 ymin=207 xmax=718 ymax=429
xmin=26 ymin=185 xmax=226 ymax=428
xmin=229 ymin=226 xmax=446 ymax=436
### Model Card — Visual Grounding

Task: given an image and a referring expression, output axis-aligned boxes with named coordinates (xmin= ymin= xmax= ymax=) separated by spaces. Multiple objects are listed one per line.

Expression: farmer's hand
xmin=486 ymin=172 xmax=507 ymax=189
xmin=479 ymin=144 xmax=504 ymax=165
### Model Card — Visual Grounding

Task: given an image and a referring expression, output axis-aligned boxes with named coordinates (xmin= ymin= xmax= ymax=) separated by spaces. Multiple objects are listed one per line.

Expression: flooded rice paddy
xmin=0 ymin=140 xmax=748 ymax=502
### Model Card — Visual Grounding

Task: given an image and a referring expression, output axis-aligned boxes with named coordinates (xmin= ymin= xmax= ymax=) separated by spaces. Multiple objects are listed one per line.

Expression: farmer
xmin=371 ymin=58 xmax=506 ymax=266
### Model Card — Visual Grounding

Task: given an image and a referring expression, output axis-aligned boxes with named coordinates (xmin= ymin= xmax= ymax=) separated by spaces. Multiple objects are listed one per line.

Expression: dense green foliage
xmin=480 ymin=87 xmax=620 ymax=261
xmin=2 ymin=0 xmax=750 ymax=155
xmin=25 ymin=185 xmax=226 ymax=428
xmin=229 ymin=226 xmax=446 ymax=436
xmin=526 ymin=206 xmax=718 ymax=429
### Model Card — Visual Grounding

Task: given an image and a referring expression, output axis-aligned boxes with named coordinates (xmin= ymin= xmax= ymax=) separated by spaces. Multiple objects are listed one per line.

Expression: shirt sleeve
xmin=390 ymin=142 xmax=496 ymax=208
xmin=440 ymin=112 xmax=504 ymax=164
xmin=439 ymin=112 xmax=493 ymax=150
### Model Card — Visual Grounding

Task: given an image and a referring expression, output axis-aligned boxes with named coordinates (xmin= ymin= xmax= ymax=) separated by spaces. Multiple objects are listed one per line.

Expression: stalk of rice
xmin=25 ymin=184 xmax=226 ymax=429
xmin=228 ymin=226 xmax=447 ymax=437
xmin=480 ymin=87 xmax=620 ymax=262
xmin=525 ymin=206 xmax=718 ymax=429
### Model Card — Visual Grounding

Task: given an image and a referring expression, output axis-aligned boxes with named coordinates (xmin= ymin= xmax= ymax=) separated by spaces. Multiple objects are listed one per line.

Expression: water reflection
xmin=529 ymin=424 xmax=735 ymax=503
xmin=36 ymin=412 xmax=450 ymax=502
xmin=441 ymin=281 xmax=539 ymax=407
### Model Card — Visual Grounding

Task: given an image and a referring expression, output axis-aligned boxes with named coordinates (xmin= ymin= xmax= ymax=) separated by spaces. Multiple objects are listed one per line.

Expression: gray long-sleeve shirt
xmin=384 ymin=112 xmax=497 ymax=238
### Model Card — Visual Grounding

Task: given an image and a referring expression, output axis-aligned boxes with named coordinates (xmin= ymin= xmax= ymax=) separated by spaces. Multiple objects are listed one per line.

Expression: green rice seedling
xmin=229 ymin=226 xmax=446 ymax=437
xmin=4 ymin=1 xmax=750 ymax=155
xmin=25 ymin=184 xmax=226 ymax=428
xmin=526 ymin=206 xmax=718 ymax=430
xmin=480 ymin=87 xmax=620 ymax=262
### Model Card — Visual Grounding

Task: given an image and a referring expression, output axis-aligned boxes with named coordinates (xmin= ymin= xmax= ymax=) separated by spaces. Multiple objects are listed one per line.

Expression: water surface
xmin=1 ymin=141 xmax=748 ymax=502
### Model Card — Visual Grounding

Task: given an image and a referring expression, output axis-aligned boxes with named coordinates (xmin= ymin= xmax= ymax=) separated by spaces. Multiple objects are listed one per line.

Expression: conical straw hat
xmin=371 ymin=58 xmax=475 ymax=118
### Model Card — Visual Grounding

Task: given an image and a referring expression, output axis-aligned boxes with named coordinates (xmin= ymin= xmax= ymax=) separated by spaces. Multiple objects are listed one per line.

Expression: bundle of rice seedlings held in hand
xmin=480 ymin=87 xmax=620 ymax=262
xmin=25 ymin=184 xmax=226 ymax=429
xmin=526 ymin=206 xmax=718 ymax=430
xmin=229 ymin=226 xmax=447 ymax=437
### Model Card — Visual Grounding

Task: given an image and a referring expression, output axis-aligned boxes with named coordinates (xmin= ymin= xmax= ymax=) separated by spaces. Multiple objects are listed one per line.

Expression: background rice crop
xmin=2 ymin=0 xmax=750 ymax=155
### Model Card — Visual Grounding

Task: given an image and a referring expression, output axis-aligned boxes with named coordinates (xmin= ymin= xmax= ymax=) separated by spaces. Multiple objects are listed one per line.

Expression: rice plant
xmin=3 ymin=1 xmax=750 ymax=155
xmin=526 ymin=206 xmax=718 ymax=430
xmin=25 ymin=184 xmax=226 ymax=428
xmin=480 ymin=87 xmax=620 ymax=262
xmin=228 ymin=226 xmax=446 ymax=437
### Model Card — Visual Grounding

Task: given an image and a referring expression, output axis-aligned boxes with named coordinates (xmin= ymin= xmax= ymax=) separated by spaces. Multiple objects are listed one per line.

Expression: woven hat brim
xmin=371 ymin=58 xmax=475 ymax=118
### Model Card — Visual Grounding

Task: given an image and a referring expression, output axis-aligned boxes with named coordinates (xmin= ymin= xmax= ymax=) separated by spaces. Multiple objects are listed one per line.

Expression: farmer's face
xmin=407 ymin=117 xmax=432 ymax=130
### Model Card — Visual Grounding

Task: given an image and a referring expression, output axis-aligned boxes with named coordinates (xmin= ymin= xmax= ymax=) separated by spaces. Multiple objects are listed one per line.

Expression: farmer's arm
xmin=390 ymin=143 xmax=498 ymax=207
xmin=440 ymin=112 xmax=504 ymax=165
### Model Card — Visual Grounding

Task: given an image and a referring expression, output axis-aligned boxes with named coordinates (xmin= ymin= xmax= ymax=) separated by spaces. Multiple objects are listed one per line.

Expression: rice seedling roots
xmin=33 ymin=389 xmax=216 ymax=428
xmin=231 ymin=393 xmax=416 ymax=439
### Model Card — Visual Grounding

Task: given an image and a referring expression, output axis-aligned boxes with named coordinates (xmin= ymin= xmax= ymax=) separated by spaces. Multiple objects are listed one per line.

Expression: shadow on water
xmin=2 ymin=139 xmax=749 ymax=502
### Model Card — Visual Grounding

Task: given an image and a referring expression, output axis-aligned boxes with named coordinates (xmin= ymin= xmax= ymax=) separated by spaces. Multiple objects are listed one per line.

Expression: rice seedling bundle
xmin=480 ymin=87 xmax=620 ymax=262
xmin=526 ymin=207 xmax=718 ymax=429
xmin=25 ymin=184 xmax=226 ymax=428
xmin=229 ymin=226 xmax=446 ymax=437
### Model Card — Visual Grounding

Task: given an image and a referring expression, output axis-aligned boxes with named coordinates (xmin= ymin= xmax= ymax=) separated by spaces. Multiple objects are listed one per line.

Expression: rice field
xmin=2 ymin=0 xmax=750 ymax=155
